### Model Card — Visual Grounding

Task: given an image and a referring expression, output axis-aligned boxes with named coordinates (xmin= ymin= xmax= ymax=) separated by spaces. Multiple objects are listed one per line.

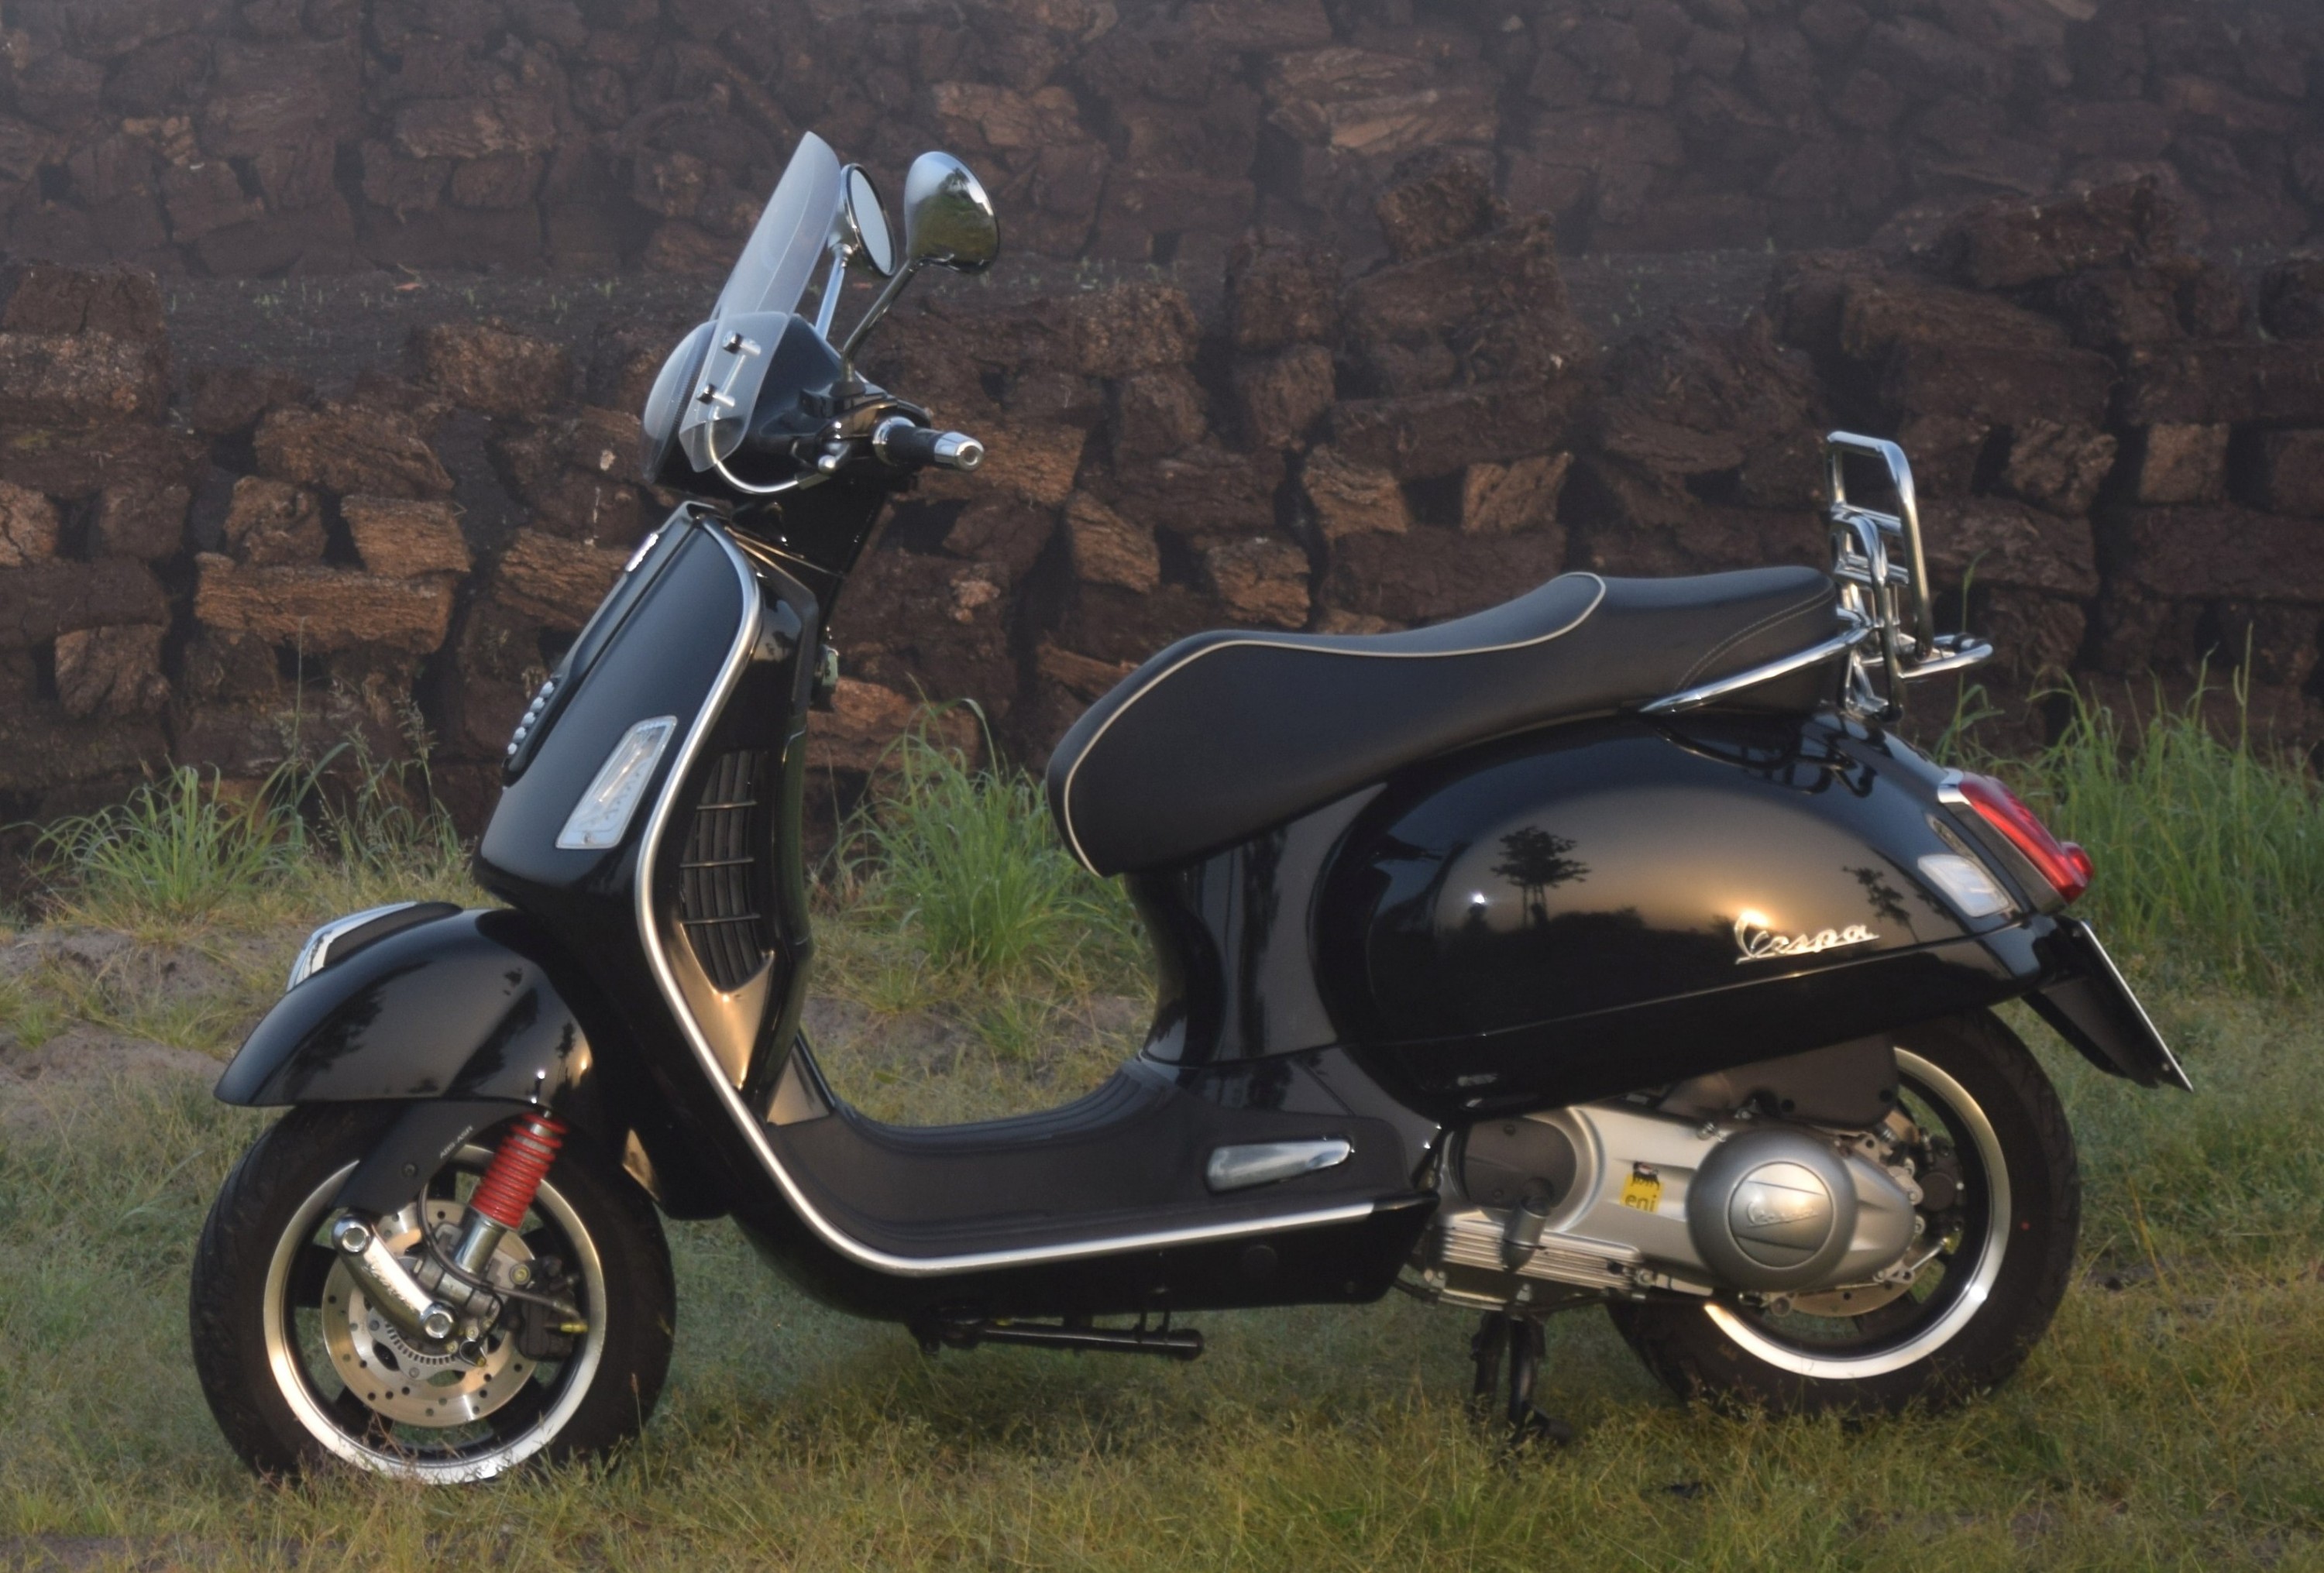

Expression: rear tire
xmin=190 ymin=1104 xmax=675 ymax=1480
xmin=1608 ymin=1010 xmax=2078 ymax=1415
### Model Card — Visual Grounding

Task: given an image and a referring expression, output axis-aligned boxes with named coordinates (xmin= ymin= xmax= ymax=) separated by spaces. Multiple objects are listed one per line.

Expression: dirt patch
xmin=0 ymin=927 xmax=272 ymax=1002
xmin=0 ymin=1022 xmax=220 ymax=1135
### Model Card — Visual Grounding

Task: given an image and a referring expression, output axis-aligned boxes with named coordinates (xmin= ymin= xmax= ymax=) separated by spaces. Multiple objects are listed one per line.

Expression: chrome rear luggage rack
xmin=1824 ymin=431 xmax=1991 ymax=721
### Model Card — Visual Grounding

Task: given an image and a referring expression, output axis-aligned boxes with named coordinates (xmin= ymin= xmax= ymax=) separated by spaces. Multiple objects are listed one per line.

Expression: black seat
xmin=1046 ymin=566 xmax=1841 ymax=875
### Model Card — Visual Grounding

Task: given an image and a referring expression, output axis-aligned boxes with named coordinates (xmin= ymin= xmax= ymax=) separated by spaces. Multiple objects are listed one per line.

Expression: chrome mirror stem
xmin=839 ymin=257 xmax=927 ymax=360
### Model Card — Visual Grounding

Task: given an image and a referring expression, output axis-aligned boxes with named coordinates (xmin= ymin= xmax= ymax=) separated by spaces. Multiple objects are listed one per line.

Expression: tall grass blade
xmin=849 ymin=716 xmax=1144 ymax=992
xmin=1996 ymin=675 xmax=2324 ymax=994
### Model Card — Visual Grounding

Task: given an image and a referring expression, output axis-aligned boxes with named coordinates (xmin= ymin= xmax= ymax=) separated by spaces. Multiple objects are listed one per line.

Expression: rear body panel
xmin=1312 ymin=713 xmax=2054 ymax=1118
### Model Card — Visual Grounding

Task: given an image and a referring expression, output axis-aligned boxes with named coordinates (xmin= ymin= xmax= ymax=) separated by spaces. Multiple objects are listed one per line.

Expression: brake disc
xmin=321 ymin=1199 xmax=538 ymax=1428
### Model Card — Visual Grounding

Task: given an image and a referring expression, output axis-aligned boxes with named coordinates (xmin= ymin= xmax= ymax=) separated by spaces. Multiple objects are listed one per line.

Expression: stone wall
xmin=2 ymin=0 xmax=2319 ymax=280
xmin=5 ymin=170 xmax=2323 ymax=840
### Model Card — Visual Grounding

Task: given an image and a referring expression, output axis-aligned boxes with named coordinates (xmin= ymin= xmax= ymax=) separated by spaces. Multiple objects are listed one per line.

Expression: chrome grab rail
xmin=1638 ymin=432 xmax=1991 ymax=721
xmin=1640 ymin=612 xmax=1874 ymax=716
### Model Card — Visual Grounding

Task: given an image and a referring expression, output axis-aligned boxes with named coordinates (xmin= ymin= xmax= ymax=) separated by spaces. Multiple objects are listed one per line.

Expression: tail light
xmin=1953 ymin=772 xmax=2093 ymax=903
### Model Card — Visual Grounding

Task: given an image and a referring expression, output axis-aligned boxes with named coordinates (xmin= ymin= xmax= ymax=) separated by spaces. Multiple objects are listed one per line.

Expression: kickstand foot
xmin=1469 ymin=1311 xmax=1574 ymax=1452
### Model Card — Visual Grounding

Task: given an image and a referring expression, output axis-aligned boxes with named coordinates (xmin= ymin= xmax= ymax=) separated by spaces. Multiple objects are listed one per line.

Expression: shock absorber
xmin=442 ymin=1114 xmax=567 ymax=1290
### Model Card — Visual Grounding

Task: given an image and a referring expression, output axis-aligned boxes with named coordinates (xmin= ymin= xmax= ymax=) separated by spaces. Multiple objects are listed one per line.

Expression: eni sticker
xmin=1732 ymin=910 xmax=1879 ymax=966
xmin=1620 ymin=1164 xmax=1663 ymax=1213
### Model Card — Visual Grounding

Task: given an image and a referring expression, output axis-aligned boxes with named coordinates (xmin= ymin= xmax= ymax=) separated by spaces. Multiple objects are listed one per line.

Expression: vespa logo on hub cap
xmin=1732 ymin=909 xmax=1879 ymax=965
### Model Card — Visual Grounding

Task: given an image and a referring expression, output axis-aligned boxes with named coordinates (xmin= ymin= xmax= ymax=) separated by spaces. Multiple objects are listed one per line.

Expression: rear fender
xmin=2029 ymin=917 xmax=2192 ymax=1090
xmin=217 ymin=906 xmax=724 ymax=1215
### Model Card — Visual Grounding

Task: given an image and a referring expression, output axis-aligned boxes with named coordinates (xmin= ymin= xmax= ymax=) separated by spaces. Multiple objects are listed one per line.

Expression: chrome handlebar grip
xmin=873 ymin=416 xmax=983 ymax=472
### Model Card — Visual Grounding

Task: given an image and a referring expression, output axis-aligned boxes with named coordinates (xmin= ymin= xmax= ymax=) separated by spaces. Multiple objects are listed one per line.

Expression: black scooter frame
xmin=216 ymin=481 xmax=2177 ymax=1330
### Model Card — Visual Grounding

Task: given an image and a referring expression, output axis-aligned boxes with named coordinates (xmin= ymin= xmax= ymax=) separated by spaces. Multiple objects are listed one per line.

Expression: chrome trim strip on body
xmin=1639 ymin=615 xmax=1873 ymax=716
xmin=633 ymin=519 xmax=1379 ymax=1278
xmin=1056 ymin=575 xmax=1609 ymax=871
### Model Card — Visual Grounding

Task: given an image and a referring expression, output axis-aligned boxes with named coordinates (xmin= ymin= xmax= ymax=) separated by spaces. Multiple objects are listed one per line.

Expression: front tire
xmin=1609 ymin=1010 xmax=2078 ymax=1415
xmin=190 ymin=1104 xmax=675 ymax=1480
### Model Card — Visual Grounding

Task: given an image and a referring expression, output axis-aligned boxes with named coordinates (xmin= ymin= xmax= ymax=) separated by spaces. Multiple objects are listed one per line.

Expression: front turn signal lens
xmin=558 ymin=716 xmax=678 ymax=850
xmin=1955 ymin=772 xmax=2092 ymax=903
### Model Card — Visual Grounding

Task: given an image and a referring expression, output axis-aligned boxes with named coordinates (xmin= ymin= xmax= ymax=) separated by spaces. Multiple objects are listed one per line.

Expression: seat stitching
xmin=1055 ymin=575 xmax=1609 ymax=871
xmin=1673 ymin=586 xmax=1837 ymax=689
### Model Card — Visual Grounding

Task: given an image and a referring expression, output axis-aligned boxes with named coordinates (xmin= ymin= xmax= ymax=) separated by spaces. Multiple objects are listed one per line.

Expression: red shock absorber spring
xmin=469 ymin=1114 xmax=566 ymax=1230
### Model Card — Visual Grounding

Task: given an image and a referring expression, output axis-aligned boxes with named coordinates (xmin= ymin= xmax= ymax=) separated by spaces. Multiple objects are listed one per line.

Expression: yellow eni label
xmin=1620 ymin=1166 xmax=1662 ymax=1214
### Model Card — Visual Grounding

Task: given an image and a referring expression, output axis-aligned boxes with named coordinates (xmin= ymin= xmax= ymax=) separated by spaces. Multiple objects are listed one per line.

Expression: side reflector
xmin=1955 ymin=772 xmax=2093 ymax=903
xmin=1917 ymin=853 xmax=2013 ymax=919
xmin=558 ymin=716 xmax=678 ymax=850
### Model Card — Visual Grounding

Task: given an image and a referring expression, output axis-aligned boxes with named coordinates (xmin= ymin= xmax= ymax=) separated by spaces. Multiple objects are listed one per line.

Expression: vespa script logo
xmin=1732 ymin=909 xmax=1879 ymax=966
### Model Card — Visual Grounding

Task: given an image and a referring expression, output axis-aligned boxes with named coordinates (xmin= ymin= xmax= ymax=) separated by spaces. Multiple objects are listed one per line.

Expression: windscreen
xmin=674 ymin=132 xmax=844 ymax=467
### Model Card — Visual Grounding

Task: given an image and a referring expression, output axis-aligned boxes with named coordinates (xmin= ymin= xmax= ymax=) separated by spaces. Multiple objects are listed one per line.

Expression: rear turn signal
xmin=1955 ymin=772 xmax=2093 ymax=903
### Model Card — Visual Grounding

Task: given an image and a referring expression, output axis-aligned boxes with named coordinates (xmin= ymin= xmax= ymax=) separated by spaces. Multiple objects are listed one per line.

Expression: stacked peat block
xmin=4 ymin=0 xmax=2321 ymax=278
xmin=1309 ymin=153 xmax=1588 ymax=630
xmin=0 ymin=263 xmax=185 ymax=813
xmin=1 ymin=0 xmax=366 ymax=275
xmin=1765 ymin=180 xmax=2324 ymax=752
xmin=171 ymin=313 xmax=658 ymax=817
xmin=2095 ymin=247 xmax=2324 ymax=743
xmin=834 ymin=149 xmax=1597 ymax=779
xmin=181 ymin=369 xmax=466 ymax=785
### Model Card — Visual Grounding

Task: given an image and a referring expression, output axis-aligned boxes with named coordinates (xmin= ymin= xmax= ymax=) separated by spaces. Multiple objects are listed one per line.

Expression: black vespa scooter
xmin=189 ymin=134 xmax=2186 ymax=1482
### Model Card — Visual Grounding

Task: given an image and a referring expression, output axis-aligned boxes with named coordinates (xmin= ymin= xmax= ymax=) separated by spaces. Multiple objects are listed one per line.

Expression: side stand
xmin=1469 ymin=1311 xmax=1574 ymax=1450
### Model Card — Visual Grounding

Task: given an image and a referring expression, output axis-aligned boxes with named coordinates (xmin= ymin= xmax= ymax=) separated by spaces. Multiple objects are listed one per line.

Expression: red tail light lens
xmin=1955 ymin=772 xmax=2093 ymax=903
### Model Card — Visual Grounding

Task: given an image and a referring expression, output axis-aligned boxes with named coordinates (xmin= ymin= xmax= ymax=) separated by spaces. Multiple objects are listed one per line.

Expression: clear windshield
xmin=676 ymin=132 xmax=844 ymax=464
xmin=711 ymin=131 xmax=842 ymax=325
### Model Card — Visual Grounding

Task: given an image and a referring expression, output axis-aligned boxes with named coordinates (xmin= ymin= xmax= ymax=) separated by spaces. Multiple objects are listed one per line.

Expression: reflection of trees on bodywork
xmin=1492 ymin=826 xmax=1589 ymax=928
xmin=1232 ymin=829 xmax=1284 ymax=1053
xmin=276 ymin=963 xmax=418 ymax=1100
xmin=1846 ymin=862 xmax=1916 ymax=937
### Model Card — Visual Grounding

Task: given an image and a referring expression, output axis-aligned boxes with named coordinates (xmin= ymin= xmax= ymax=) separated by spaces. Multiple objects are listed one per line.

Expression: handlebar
xmin=873 ymin=417 xmax=984 ymax=472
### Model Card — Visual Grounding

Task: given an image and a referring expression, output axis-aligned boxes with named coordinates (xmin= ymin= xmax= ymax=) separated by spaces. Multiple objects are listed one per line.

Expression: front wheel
xmin=1609 ymin=1010 xmax=2079 ymax=1415
xmin=190 ymin=1104 xmax=675 ymax=1480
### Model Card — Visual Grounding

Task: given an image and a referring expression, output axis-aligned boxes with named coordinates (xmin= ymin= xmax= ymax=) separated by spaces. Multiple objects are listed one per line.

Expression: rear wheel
xmin=1609 ymin=1010 xmax=2078 ymax=1414
xmin=190 ymin=1104 xmax=675 ymax=1480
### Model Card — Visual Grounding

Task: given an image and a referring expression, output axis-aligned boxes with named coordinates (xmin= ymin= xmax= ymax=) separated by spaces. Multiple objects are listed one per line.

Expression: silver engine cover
xmin=1427 ymin=1102 xmax=1920 ymax=1302
xmin=1689 ymin=1128 xmax=1887 ymax=1291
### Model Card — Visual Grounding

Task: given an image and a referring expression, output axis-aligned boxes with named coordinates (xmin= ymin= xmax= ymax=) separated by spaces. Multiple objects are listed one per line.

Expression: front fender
xmin=218 ymin=907 xmax=597 ymax=1109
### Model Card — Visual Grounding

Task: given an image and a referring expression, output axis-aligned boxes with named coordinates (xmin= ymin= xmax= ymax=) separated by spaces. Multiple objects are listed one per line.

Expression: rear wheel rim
xmin=258 ymin=1143 xmax=609 ymax=1482
xmin=1699 ymin=1049 xmax=2013 ymax=1380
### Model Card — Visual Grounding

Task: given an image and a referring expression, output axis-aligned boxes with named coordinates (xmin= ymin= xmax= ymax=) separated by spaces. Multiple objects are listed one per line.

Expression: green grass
xmin=21 ymin=741 xmax=478 ymax=943
xmin=1993 ymin=682 xmax=2324 ymax=996
xmin=812 ymin=722 xmax=1149 ymax=1069
xmin=1 ymin=701 xmax=2321 ymax=1568
xmin=839 ymin=722 xmax=1145 ymax=990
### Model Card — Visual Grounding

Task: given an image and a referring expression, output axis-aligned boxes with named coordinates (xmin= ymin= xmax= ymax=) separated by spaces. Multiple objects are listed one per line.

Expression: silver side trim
xmin=1056 ymin=574 xmax=1609 ymax=871
xmin=634 ymin=521 xmax=1380 ymax=1277
xmin=1205 ymin=1139 xmax=1352 ymax=1193
xmin=1640 ymin=616 xmax=1873 ymax=716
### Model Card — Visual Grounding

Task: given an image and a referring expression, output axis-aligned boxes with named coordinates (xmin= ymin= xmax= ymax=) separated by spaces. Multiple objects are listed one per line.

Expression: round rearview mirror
xmin=899 ymin=152 xmax=999 ymax=274
xmin=841 ymin=165 xmax=896 ymax=278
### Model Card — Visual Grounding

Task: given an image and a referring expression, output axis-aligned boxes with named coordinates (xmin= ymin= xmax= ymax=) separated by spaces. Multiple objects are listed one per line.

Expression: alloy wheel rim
xmin=259 ymin=1144 xmax=609 ymax=1482
xmin=1699 ymin=1049 xmax=2013 ymax=1380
